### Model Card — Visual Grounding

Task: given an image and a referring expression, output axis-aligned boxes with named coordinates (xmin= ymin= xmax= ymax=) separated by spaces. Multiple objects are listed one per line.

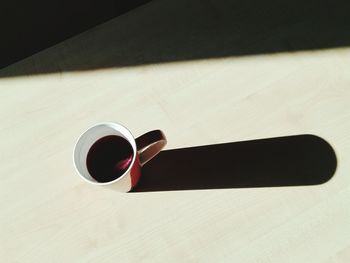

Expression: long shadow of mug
xmin=131 ymin=135 xmax=337 ymax=192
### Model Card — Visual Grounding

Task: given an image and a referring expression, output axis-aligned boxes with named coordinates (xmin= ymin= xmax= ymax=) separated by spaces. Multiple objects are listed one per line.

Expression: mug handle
xmin=135 ymin=130 xmax=167 ymax=165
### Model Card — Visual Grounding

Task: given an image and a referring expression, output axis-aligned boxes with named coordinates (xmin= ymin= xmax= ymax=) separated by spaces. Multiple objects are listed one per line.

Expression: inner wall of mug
xmin=74 ymin=123 xmax=136 ymax=183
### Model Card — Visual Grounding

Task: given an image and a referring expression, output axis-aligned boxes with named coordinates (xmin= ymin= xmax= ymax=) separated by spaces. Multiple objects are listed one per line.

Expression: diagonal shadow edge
xmin=1 ymin=0 xmax=350 ymax=77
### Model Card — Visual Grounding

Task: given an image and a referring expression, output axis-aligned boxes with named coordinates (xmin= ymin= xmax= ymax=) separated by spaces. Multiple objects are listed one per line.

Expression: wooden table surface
xmin=1 ymin=0 xmax=350 ymax=262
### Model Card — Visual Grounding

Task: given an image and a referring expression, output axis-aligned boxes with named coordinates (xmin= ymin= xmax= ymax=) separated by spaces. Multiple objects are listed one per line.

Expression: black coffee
xmin=86 ymin=135 xmax=134 ymax=183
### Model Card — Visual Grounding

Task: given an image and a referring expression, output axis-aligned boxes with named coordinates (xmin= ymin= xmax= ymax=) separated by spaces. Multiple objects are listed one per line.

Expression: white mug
xmin=73 ymin=122 xmax=166 ymax=192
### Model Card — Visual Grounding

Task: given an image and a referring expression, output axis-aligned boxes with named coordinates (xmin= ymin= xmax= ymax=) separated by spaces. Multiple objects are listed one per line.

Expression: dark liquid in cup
xmin=86 ymin=135 xmax=134 ymax=183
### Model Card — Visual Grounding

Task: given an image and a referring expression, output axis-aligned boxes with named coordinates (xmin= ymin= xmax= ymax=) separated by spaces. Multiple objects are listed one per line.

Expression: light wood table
xmin=1 ymin=0 xmax=350 ymax=262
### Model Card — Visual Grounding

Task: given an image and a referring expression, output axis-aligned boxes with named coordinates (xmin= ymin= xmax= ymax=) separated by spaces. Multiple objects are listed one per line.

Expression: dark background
xmin=0 ymin=0 xmax=150 ymax=69
xmin=1 ymin=0 xmax=350 ymax=77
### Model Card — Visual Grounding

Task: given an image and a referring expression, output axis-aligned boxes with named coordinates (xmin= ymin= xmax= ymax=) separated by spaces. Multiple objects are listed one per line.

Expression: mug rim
xmin=73 ymin=122 xmax=137 ymax=186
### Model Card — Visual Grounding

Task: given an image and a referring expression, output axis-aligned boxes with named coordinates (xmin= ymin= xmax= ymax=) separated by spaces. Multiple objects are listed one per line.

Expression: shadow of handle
xmin=131 ymin=134 xmax=337 ymax=192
